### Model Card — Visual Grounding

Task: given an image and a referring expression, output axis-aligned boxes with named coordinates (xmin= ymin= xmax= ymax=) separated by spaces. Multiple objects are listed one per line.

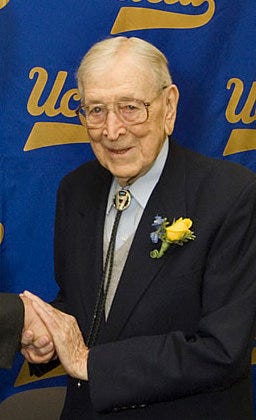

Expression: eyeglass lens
xmin=78 ymin=100 xmax=148 ymax=127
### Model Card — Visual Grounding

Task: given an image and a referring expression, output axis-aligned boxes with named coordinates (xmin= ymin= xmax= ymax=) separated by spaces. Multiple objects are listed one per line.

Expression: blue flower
xmin=150 ymin=231 xmax=159 ymax=244
xmin=152 ymin=215 xmax=164 ymax=227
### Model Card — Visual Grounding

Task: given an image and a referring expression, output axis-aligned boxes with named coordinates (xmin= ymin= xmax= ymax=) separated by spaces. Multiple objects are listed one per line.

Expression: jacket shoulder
xmin=58 ymin=159 xmax=111 ymax=194
xmin=171 ymin=141 xmax=256 ymax=189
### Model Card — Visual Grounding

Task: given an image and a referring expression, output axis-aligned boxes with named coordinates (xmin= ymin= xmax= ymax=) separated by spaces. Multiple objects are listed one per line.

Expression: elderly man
xmin=23 ymin=37 xmax=256 ymax=419
xmin=0 ymin=293 xmax=53 ymax=368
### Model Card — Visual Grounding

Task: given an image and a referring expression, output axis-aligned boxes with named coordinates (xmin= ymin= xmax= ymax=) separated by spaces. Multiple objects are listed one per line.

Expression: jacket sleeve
xmin=0 ymin=293 xmax=24 ymax=369
xmin=28 ymin=184 xmax=68 ymax=377
xmin=88 ymin=180 xmax=256 ymax=413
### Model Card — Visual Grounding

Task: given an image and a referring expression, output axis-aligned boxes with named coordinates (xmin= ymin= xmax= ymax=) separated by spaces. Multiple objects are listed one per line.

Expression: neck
xmin=117 ymin=163 xmax=156 ymax=188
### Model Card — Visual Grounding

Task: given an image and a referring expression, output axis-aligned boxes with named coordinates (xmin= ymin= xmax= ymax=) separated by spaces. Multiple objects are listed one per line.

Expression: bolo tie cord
xmin=77 ymin=189 xmax=131 ymax=388
xmin=86 ymin=209 xmax=122 ymax=348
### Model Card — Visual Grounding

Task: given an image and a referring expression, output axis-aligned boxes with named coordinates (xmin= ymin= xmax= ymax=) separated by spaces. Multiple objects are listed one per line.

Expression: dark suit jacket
xmin=0 ymin=293 xmax=24 ymax=369
xmin=52 ymin=139 xmax=256 ymax=419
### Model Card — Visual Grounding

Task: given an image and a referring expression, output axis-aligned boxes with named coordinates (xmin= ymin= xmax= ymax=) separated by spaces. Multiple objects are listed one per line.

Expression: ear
xmin=164 ymin=84 xmax=179 ymax=136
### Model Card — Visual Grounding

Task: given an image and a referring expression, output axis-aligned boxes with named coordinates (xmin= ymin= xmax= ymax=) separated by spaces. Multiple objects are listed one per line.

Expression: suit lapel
xmin=100 ymin=140 xmax=188 ymax=343
xmin=75 ymin=163 xmax=112 ymax=325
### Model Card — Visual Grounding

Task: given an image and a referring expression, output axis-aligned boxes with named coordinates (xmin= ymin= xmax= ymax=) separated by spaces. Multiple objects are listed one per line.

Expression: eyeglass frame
xmin=75 ymin=86 xmax=168 ymax=129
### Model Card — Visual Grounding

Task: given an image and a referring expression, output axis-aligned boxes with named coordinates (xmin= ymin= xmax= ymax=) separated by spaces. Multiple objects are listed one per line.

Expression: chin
xmin=110 ymin=167 xmax=137 ymax=180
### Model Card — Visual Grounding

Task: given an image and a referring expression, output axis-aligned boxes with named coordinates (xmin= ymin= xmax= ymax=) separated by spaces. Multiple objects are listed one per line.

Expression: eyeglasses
xmin=75 ymin=88 xmax=167 ymax=129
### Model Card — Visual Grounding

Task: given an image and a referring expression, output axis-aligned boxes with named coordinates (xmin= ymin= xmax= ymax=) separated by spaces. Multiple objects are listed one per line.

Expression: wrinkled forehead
xmin=80 ymin=53 xmax=158 ymax=99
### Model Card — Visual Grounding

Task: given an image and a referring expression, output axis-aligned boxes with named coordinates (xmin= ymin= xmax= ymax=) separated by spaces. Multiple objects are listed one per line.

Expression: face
xmin=81 ymin=53 xmax=179 ymax=186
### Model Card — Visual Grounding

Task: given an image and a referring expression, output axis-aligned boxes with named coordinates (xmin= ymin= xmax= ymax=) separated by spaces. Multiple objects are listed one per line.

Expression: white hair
xmin=76 ymin=36 xmax=173 ymax=100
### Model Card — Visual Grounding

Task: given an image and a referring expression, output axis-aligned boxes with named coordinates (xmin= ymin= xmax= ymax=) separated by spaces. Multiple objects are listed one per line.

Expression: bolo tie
xmin=85 ymin=189 xmax=131 ymax=349
xmin=77 ymin=189 xmax=131 ymax=388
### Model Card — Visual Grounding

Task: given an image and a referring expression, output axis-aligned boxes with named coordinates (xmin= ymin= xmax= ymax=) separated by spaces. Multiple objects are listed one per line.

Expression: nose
xmin=102 ymin=110 xmax=126 ymax=141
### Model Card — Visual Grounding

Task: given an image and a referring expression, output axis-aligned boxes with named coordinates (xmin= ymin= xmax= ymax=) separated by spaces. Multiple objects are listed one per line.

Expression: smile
xmin=108 ymin=147 xmax=133 ymax=155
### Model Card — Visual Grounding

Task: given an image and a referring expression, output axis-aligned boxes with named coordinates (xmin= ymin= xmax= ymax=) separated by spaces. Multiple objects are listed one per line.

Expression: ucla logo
xmin=24 ymin=67 xmax=89 ymax=151
xmin=224 ymin=78 xmax=256 ymax=156
xmin=27 ymin=67 xmax=79 ymax=118
xmin=111 ymin=0 xmax=215 ymax=33
xmin=0 ymin=0 xmax=10 ymax=9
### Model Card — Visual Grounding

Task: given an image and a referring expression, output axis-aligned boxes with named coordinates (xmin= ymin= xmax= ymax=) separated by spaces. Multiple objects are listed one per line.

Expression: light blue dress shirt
xmin=104 ymin=138 xmax=169 ymax=250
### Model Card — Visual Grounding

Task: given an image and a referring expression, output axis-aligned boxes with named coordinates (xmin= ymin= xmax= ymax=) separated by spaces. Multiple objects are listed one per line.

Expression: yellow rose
xmin=166 ymin=218 xmax=192 ymax=242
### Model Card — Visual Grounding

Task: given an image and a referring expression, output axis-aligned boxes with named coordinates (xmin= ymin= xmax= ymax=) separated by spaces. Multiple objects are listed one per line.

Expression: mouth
xmin=107 ymin=147 xmax=133 ymax=155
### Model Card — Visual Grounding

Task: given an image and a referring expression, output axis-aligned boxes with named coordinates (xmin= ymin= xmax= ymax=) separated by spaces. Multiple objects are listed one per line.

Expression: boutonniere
xmin=150 ymin=216 xmax=196 ymax=258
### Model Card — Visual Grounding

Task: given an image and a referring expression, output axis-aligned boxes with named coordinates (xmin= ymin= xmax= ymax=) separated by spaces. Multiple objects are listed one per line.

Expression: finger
xmin=21 ymin=347 xmax=35 ymax=363
xmin=31 ymin=301 xmax=61 ymax=336
xmin=21 ymin=329 xmax=52 ymax=346
xmin=31 ymin=341 xmax=54 ymax=356
xmin=32 ymin=336 xmax=54 ymax=356
xmin=21 ymin=347 xmax=55 ymax=364
xmin=21 ymin=330 xmax=34 ymax=346
xmin=22 ymin=291 xmax=51 ymax=308
xmin=33 ymin=335 xmax=52 ymax=348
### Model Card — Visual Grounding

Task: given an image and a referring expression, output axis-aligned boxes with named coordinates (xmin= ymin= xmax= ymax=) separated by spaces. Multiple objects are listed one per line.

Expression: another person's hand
xmin=20 ymin=294 xmax=55 ymax=364
xmin=23 ymin=291 xmax=89 ymax=380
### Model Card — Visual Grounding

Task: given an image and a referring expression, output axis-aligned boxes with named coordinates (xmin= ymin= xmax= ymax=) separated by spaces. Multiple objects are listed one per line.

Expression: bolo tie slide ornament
xmin=113 ymin=189 xmax=131 ymax=211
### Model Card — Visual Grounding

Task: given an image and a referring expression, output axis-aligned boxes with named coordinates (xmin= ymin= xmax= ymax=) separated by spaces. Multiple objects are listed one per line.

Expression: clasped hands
xmin=20 ymin=291 xmax=89 ymax=380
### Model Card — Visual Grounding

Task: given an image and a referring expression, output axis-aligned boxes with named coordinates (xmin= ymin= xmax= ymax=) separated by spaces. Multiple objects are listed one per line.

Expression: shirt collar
xmin=106 ymin=138 xmax=169 ymax=214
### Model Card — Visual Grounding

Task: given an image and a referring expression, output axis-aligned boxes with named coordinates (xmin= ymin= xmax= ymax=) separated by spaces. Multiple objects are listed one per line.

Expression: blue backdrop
xmin=0 ymin=0 xmax=255 ymax=407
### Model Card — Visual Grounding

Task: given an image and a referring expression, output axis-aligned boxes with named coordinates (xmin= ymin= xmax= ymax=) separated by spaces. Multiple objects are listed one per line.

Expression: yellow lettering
xmin=27 ymin=67 xmax=80 ymax=118
xmin=23 ymin=122 xmax=89 ymax=151
xmin=226 ymin=78 xmax=256 ymax=124
xmin=111 ymin=0 xmax=215 ymax=33
xmin=0 ymin=0 xmax=10 ymax=10
xmin=27 ymin=67 xmax=48 ymax=116
xmin=25 ymin=67 xmax=85 ymax=151
xmin=0 ymin=223 xmax=4 ymax=245
xmin=15 ymin=360 xmax=65 ymax=387
xmin=223 ymin=129 xmax=256 ymax=156
xmin=132 ymin=0 xmax=208 ymax=4
xmin=252 ymin=347 xmax=256 ymax=365
xmin=43 ymin=70 xmax=68 ymax=117
xmin=60 ymin=89 xmax=80 ymax=117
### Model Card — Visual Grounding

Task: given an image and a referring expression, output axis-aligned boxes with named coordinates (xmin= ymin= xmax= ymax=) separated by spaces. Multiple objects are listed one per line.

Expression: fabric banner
xmin=0 ymin=0 xmax=255 ymax=408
